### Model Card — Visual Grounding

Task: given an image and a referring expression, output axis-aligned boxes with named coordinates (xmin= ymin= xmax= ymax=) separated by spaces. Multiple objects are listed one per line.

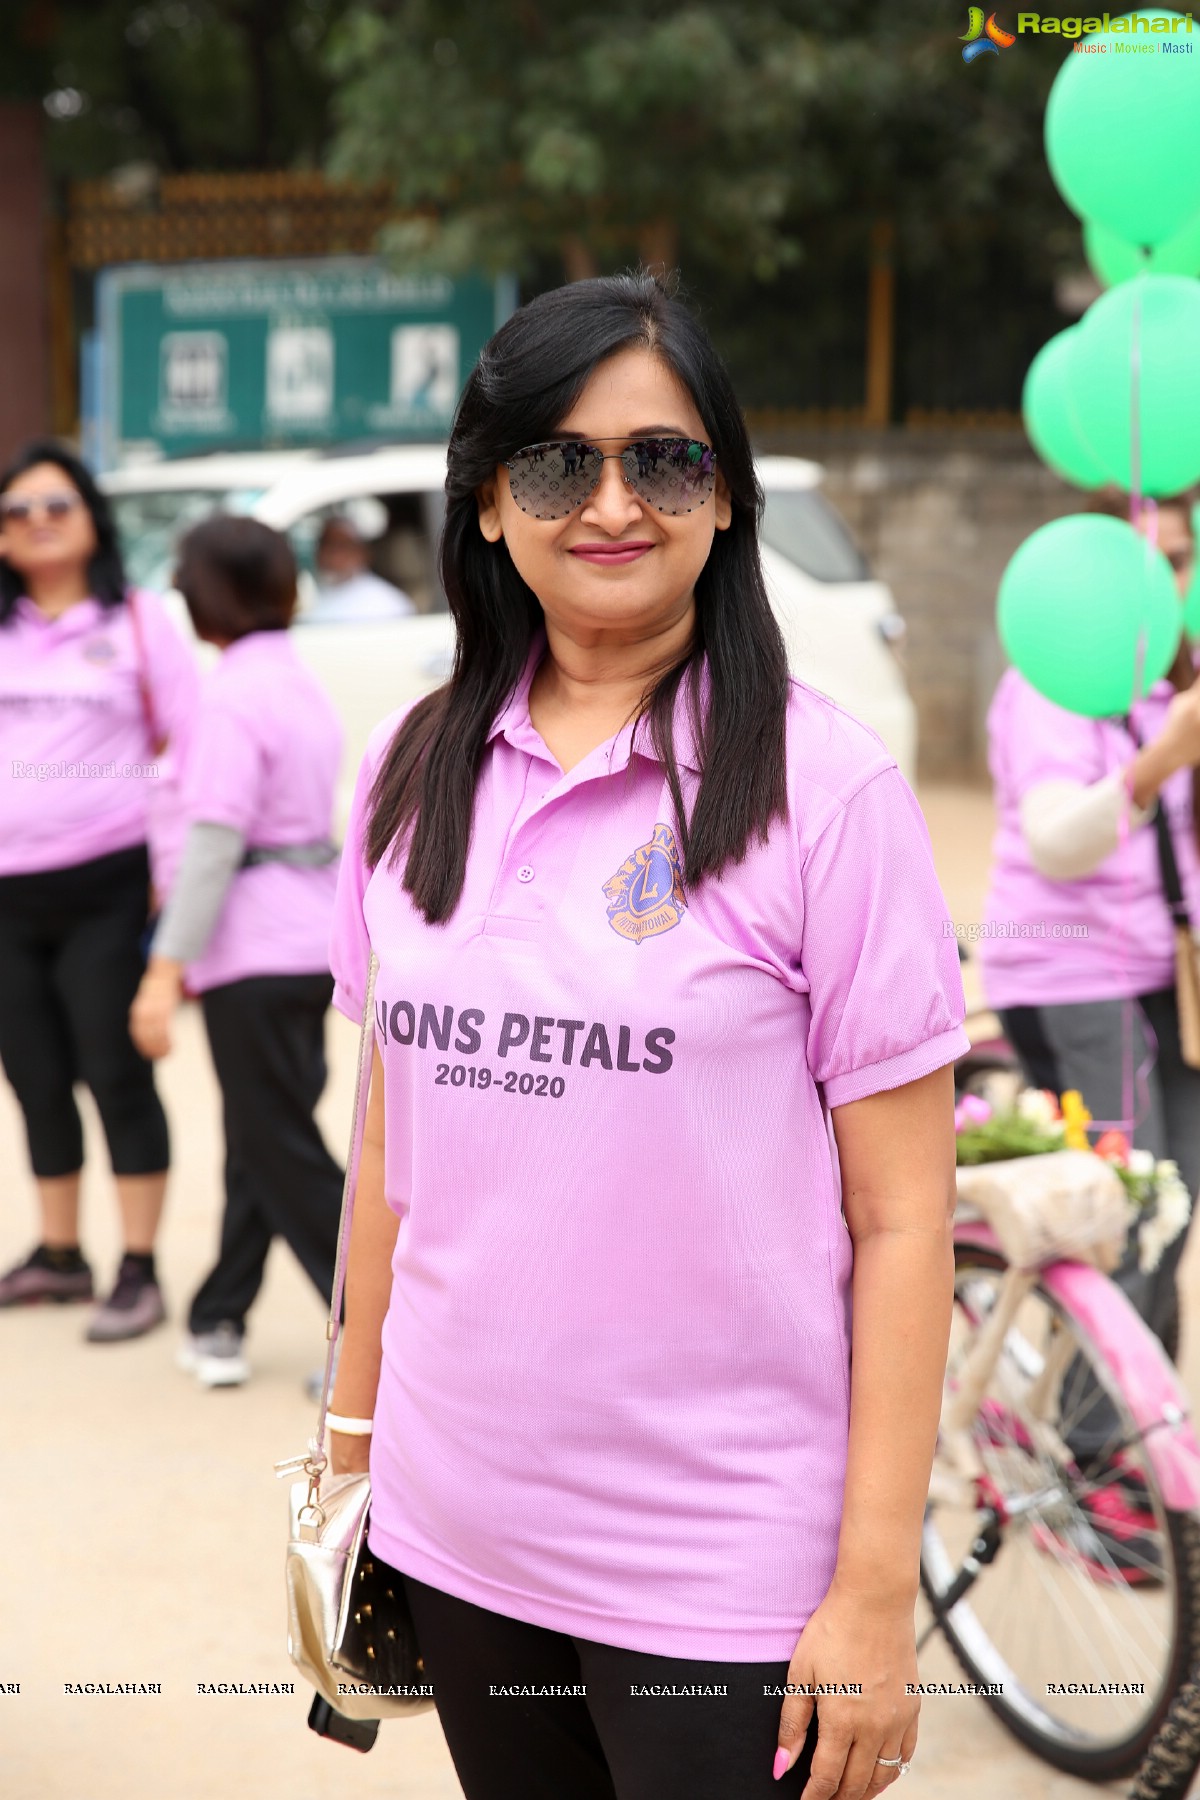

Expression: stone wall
xmin=748 ymin=424 xmax=1081 ymax=782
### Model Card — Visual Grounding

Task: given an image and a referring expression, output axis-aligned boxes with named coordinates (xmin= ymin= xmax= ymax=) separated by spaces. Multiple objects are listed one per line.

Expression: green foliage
xmin=0 ymin=0 xmax=354 ymax=177
xmin=323 ymin=0 xmax=1076 ymax=288
xmin=954 ymin=1116 xmax=1065 ymax=1165
xmin=1111 ymin=1162 xmax=1157 ymax=1211
xmin=324 ymin=1 xmax=823 ymax=278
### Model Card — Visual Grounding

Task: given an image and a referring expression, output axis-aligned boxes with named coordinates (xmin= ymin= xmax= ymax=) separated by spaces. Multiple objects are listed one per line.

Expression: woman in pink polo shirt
xmin=129 ymin=515 xmax=344 ymax=1390
xmin=980 ymin=493 xmax=1200 ymax=1538
xmin=982 ymin=496 xmax=1200 ymax=1347
xmin=0 ymin=441 xmax=198 ymax=1340
xmin=326 ymin=274 xmax=969 ymax=1800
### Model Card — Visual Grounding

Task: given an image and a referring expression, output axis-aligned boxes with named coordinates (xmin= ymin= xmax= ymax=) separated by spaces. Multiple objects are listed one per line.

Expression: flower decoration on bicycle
xmin=503 ymin=436 xmax=718 ymax=520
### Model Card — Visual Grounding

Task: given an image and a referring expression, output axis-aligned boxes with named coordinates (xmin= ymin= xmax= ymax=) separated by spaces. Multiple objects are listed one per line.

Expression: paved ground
xmin=3 ymin=783 xmax=1197 ymax=1799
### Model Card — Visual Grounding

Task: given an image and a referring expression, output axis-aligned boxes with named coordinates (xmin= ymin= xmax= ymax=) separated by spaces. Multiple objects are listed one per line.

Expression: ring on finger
xmin=876 ymin=1755 xmax=911 ymax=1776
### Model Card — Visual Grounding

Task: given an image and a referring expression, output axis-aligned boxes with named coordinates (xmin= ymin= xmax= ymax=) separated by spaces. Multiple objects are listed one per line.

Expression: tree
xmin=324 ymin=1 xmax=827 ymax=281
xmin=324 ymin=0 xmax=1077 ymax=298
xmin=0 ymin=0 xmax=356 ymax=177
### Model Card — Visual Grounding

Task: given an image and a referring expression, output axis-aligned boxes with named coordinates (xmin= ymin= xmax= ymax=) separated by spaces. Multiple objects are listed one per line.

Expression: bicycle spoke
xmin=923 ymin=1250 xmax=1189 ymax=1770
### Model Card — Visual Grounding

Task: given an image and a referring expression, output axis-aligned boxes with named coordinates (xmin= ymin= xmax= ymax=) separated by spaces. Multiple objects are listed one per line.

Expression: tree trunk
xmin=561 ymin=233 xmax=599 ymax=282
xmin=637 ymin=215 xmax=678 ymax=275
xmin=237 ymin=0 xmax=277 ymax=168
xmin=864 ymin=218 xmax=896 ymax=429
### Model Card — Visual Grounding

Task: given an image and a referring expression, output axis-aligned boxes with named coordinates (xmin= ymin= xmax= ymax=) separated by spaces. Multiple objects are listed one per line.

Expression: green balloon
xmin=998 ymin=514 xmax=1180 ymax=717
xmin=1022 ymin=330 xmax=1111 ymax=488
xmin=1045 ymin=10 xmax=1200 ymax=248
xmin=1066 ymin=275 xmax=1200 ymax=495
xmin=1085 ymin=213 xmax=1200 ymax=287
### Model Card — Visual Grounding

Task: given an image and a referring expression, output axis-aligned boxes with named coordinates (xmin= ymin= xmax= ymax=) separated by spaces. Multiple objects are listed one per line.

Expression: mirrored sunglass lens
xmin=508 ymin=443 xmax=602 ymax=518
xmin=624 ymin=439 xmax=715 ymax=514
xmin=1 ymin=494 xmax=78 ymax=523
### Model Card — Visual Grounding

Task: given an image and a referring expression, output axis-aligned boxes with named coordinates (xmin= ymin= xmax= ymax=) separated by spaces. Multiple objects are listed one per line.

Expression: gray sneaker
xmin=85 ymin=1257 xmax=166 ymax=1343
xmin=177 ymin=1322 xmax=250 ymax=1388
xmin=0 ymin=1244 xmax=94 ymax=1307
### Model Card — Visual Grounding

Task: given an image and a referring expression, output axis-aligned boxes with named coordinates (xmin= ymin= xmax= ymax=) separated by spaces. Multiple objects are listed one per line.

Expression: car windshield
xmin=760 ymin=488 xmax=868 ymax=583
xmin=109 ymin=487 xmax=266 ymax=592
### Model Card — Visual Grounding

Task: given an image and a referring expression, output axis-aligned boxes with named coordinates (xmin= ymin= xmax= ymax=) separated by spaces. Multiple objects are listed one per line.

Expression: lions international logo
xmin=603 ymin=823 xmax=687 ymax=944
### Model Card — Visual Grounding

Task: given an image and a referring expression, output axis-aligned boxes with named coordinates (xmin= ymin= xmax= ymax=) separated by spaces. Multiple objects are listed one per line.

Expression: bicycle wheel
xmin=921 ymin=1241 xmax=1200 ymax=1781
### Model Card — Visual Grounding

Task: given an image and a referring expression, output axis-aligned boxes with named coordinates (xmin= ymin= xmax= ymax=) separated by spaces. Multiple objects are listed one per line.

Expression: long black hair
xmin=366 ymin=271 xmax=789 ymax=922
xmin=0 ymin=440 xmax=128 ymax=622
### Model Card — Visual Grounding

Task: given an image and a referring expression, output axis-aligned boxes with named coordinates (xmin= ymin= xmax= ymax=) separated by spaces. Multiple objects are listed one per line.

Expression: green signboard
xmin=93 ymin=258 xmax=516 ymax=466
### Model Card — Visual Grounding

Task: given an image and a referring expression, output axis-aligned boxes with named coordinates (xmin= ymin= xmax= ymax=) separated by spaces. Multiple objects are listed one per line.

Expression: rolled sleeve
xmin=802 ymin=765 xmax=970 ymax=1108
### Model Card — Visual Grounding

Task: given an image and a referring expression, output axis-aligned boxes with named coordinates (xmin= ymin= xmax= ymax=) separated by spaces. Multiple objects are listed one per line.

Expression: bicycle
xmin=918 ymin=1011 xmax=1200 ymax=1781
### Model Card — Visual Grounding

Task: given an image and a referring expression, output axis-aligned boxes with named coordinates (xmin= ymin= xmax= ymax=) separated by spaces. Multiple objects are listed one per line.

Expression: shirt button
xmin=516 ymin=865 xmax=535 ymax=884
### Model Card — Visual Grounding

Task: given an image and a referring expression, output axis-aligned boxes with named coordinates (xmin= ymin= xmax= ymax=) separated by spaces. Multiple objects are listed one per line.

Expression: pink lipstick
xmin=568 ymin=541 xmax=654 ymax=565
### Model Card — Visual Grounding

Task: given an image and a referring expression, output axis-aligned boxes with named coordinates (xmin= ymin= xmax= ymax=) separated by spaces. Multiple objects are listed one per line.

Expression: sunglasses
xmin=504 ymin=436 xmax=717 ymax=521
xmin=0 ymin=491 xmax=83 ymax=526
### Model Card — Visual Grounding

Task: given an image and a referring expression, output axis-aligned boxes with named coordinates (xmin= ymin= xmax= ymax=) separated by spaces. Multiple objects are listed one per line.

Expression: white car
xmin=102 ymin=446 xmax=914 ymax=820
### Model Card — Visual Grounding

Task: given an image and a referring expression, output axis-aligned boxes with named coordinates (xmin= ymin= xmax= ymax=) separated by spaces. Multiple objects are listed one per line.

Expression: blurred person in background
xmin=0 ymin=441 xmax=198 ymax=1339
xmin=310 ymin=512 xmax=415 ymax=621
xmin=129 ymin=515 xmax=344 ymax=1389
xmin=980 ymin=490 xmax=1200 ymax=1547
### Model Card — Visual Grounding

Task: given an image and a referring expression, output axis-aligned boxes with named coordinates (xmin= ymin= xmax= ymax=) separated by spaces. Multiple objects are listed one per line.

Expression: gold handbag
xmin=274 ymin=953 xmax=433 ymax=1723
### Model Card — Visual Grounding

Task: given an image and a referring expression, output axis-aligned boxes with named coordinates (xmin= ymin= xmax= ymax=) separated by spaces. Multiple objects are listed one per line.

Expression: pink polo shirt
xmin=329 ymin=652 xmax=968 ymax=1660
xmin=980 ymin=668 xmax=1200 ymax=1010
xmin=0 ymin=590 xmax=198 ymax=878
xmin=163 ymin=631 xmax=342 ymax=993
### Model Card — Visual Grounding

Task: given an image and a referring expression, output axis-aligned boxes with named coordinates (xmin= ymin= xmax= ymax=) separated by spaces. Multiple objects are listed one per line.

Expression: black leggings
xmin=0 ymin=844 xmax=168 ymax=1178
xmin=399 ymin=1572 xmax=820 ymax=1800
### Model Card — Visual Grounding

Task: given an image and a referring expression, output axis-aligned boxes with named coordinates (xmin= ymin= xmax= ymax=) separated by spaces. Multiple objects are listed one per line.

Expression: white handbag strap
xmin=313 ymin=949 xmax=379 ymax=1451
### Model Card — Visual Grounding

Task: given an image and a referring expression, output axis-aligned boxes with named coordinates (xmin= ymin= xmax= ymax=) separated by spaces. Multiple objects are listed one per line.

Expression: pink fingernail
xmin=773 ymin=1747 xmax=791 ymax=1781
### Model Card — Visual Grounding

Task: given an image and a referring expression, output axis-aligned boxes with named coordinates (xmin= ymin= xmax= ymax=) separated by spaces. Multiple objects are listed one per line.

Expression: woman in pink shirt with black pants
xmin=980 ymin=492 xmax=1200 ymax=1570
xmin=325 ymin=274 xmax=969 ymax=1799
xmin=129 ymin=516 xmax=345 ymax=1389
xmin=0 ymin=442 xmax=197 ymax=1339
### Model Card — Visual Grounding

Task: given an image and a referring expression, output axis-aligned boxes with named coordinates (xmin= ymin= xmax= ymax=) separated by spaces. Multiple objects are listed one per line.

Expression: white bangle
xmin=326 ymin=1412 xmax=374 ymax=1437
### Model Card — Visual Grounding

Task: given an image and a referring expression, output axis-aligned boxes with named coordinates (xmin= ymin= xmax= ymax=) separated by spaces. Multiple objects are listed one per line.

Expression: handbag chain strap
xmin=277 ymin=952 xmax=379 ymax=1497
xmin=127 ymin=589 xmax=169 ymax=758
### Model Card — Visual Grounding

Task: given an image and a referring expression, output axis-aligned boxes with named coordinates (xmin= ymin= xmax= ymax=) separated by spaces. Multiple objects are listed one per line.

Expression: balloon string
xmin=1130 ymin=283 xmax=1142 ymax=529
xmin=1100 ymin=287 xmax=1153 ymax=1144
xmin=1089 ymin=728 xmax=1155 ymax=1144
xmin=1118 ymin=289 xmax=1145 ymax=1135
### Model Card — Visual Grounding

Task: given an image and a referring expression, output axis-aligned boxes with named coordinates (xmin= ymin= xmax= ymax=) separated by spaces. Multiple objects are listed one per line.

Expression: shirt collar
xmin=485 ymin=632 xmax=706 ymax=775
xmin=13 ymin=594 xmax=103 ymax=635
xmin=222 ymin=628 xmax=294 ymax=660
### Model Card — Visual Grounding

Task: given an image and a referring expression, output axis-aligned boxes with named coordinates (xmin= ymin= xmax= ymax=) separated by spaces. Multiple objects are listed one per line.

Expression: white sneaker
xmin=177 ymin=1322 xmax=250 ymax=1387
